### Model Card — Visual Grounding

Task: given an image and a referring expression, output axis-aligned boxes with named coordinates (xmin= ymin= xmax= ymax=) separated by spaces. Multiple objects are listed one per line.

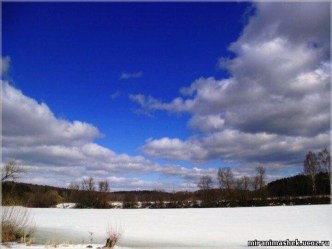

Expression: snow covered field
xmin=3 ymin=205 xmax=332 ymax=249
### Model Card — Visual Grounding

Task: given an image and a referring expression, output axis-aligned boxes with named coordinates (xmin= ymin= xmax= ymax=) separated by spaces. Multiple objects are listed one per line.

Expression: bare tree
xmin=80 ymin=177 xmax=97 ymax=207
xmin=251 ymin=175 xmax=260 ymax=191
xmin=1 ymin=161 xmax=25 ymax=181
xmin=98 ymin=180 xmax=110 ymax=208
xmin=68 ymin=182 xmax=81 ymax=204
xmin=256 ymin=165 xmax=266 ymax=190
xmin=99 ymin=180 xmax=110 ymax=193
xmin=318 ymin=147 xmax=331 ymax=175
xmin=217 ymin=167 xmax=234 ymax=191
xmin=81 ymin=177 xmax=96 ymax=192
xmin=235 ymin=178 xmax=243 ymax=190
xmin=197 ymin=175 xmax=214 ymax=207
xmin=242 ymin=175 xmax=250 ymax=191
xmin=198 ymin=175 xmax=213 ymax=190
xmin=69 ymin=182 xmax=80 ymax=191
xmin=235 ymin=175 xmax=251 ymax=205
xmin=235 ymin=175 xmax=250 ymax=191
xmin=304 ymin=151 xmax=318 ymax=195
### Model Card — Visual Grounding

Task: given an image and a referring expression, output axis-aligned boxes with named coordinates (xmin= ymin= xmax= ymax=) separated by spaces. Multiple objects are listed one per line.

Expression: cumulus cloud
xmin=132 ymin=2 xmax=330 ymax=167
xmin=141 ymin=137 xmax=207 ymax=162
xmin=141 ymin=130 xmax=329 ymax=165
xmin=1 ymin=79 xmax=215 ymax=189
xmin=3 ymin=82 xmax=101 ymax=147
xmin=120 ymin=71 xmax=143 ymax=80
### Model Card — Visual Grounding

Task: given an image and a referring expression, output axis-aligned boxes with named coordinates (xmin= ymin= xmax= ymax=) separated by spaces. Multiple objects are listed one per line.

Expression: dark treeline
xmin=2 ymin=182 xmax=68 ymax=207
xmin=2 ymin=172 xmax=330 ymax=208
xmin=268 ymin=172 xmax=330 ymax=197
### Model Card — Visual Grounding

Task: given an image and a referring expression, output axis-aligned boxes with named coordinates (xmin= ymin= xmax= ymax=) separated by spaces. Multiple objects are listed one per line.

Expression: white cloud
xmin=131 ymin=2 xmax=330 ymax=168
xmin=2 ymin=82 xmax=101 ymax=146
xmin=188 ymin=114 xmax=225 ymax=132
xmin=141 ymin=137 xmax=206 ymax=162
xmin=2 ymin=80 xmax=216 ymax=189
xmin=120 ymin=71 xmax=143 ymax=80
xmin=141 ymin=130 xmax=329 ymax=165
xmin=1 ymin=56 xmax=10 ymax=76
xmin=234 ymin=3 xmax=330 ymax=55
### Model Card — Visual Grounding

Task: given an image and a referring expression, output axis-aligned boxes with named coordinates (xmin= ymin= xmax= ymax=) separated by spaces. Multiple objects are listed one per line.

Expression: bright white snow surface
xmin=55 ymin=203 xmax=76 ymax=209
xmin=16 ymin=205 xmax=332 ymax=248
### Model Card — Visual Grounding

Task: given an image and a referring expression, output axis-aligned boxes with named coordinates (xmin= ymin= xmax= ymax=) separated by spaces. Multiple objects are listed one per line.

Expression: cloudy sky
xmin=2 ymin=2 xmax=330 ymax=191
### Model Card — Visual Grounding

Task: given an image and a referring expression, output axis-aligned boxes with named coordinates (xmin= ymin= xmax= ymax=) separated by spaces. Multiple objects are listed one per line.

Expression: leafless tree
xmin=318 ymin=147 xmax=331 ymax=175
xmin=1 ymin=161 xmax=25 ymax=181
xmin=217 ymin=167 xmax=234 ymax=191
xmin=235 ymin=178 xmax=243 ymax=190
xmin=81 ymin=177 xmax=96 ymax=192
xmin=197 ymin=175 xmax=214 ymax=207
xmin=234 ymin=175 xmax=251 ymax=205
xmin=251 ymin=175 xmax=260 ymax=191
xmin=98 ymin=180 xmax=110 ymax=208
xmin=235 ymin=175 xmax=250 ymax=191
xmin=69 ymin=182 xmax=80 ymax=191
xmin=256 ymin=165 xmax=266 ymax=190
xmin=304 ymin=151 xmax=318 ymax=195
xmin=242 ymin=175 xmax=250 ymax=191
xmin=99 ymin=180 xmax=110 ymax=192
xmin=79 ymin=177 xmax=98 ymax=207
xmin=197 ymin=175 xmax=213 ymax=190
xmin=68 ymin=182 xmax=81 ymax=203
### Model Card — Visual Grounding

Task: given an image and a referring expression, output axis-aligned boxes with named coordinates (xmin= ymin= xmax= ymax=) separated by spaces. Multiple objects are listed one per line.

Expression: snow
xmin=3 ymin=205 xmax=332 ymax=249
xmin=55 ymin=203 xmax=77 ymax=209
xmin=109 ymin=202 xmax=123 ymax=209
xmin=1 ymin=243 xmax=127 ymax=249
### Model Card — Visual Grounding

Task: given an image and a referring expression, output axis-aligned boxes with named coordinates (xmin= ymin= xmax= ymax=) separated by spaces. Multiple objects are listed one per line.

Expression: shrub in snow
xmin=1 ymin=206 xmax=35 ymax=242
xmin=104 ymin=224 xmax=122 ymax=249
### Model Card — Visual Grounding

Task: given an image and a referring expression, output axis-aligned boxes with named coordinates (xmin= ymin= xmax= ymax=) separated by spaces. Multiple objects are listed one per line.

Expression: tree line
xmin=1 ymin=148 xmax=330 ymax=208
xmin=196 ymin=165 xmax=268 ymax=207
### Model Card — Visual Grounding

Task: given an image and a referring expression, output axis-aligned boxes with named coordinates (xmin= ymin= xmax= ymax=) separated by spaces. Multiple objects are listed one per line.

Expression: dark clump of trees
xmin=2 ymin=181 xmax=67 ymax=207
xmin=197 ymin=175 xmax=217 ymax=207
xmin=1 ymin=162 xmax=111 ymax=208
xmin=194 ymin=165 xmax=270 ymax=207
xmin=267 ymin=172 xmax=330 ymax=197
xmin=267 ymin=147 xmax=331 ymax=198
xmin=68 ymin=177 xmax=111 ymax=208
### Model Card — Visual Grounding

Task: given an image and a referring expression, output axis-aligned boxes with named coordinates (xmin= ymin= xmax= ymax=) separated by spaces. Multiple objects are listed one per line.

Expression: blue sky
xmin=3 ymin=2 xmax=247 ymax=155
xmin=2 ymin=2 xmax=330 ymax=190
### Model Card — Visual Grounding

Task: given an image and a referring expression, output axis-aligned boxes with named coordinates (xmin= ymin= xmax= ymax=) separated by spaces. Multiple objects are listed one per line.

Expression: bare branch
xmin=197 ymin=175 xmax=213 ymax=190
xmin=217 ymin=167 xmax=234 ymax=190
xmin=304 ymin=151 xmax=318 ymax=194
xmin=1 ymin=161 xmax=25 ymax=182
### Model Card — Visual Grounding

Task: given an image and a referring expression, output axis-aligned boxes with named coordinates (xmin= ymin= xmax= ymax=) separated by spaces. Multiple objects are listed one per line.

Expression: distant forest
xmin=2 ymin=172 xmax=330 ymax=208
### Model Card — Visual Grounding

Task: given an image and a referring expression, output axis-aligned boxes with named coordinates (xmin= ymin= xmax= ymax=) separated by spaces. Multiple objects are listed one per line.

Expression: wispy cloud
xmin=120 ymin=71 xmax=143 ymax=80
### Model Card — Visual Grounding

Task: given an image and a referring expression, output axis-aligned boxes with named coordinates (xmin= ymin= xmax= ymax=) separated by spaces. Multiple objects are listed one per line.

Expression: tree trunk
xmin=311 ymin=174 xmax=316 ymax=195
